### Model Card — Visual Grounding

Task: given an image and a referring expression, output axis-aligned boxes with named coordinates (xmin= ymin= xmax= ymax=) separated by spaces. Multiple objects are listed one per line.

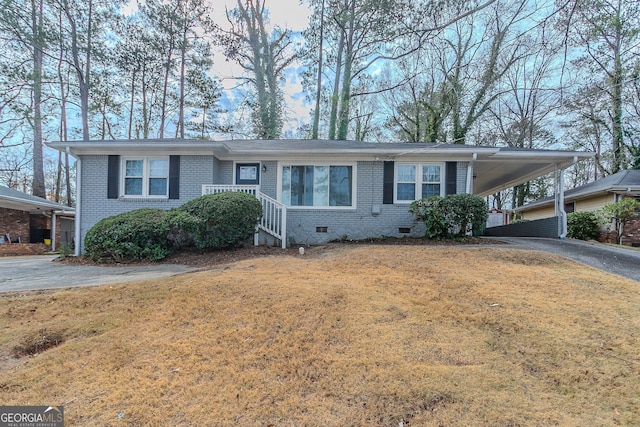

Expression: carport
xmin=0 ymin=186 xmax=75 ymax=251
xmin=470 ymin=149 xmax=595 ymax=239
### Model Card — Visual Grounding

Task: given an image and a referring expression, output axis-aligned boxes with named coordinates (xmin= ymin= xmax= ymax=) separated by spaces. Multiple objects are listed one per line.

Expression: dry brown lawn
xmin=1 ymin=245 xmax=639 ymax=426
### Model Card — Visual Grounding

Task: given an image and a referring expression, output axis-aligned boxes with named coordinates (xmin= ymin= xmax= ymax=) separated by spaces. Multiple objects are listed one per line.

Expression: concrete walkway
xmin=489 ymin=237 xmax=640 ymax=282
xmin=0 ymin=255 xmax=198 ymax=293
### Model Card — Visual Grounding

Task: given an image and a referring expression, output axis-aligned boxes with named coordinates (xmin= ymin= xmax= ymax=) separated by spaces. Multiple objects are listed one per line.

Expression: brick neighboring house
xmin=514 ymin=170 xmax=640 ymax=246
xmin=0 ymin=186 xmax=75 ymax=254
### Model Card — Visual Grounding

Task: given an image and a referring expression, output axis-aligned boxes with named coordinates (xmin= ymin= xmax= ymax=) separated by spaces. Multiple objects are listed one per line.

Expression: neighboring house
xmin=0 ymin=185 xmax=75 ymax=251
xmin=46 ymin=139 xmax=592 ymax=255
xmin=515 ymin=170 xmax=640 ymax=220
xmin=515 ymin=170 xmax=640 ymax=245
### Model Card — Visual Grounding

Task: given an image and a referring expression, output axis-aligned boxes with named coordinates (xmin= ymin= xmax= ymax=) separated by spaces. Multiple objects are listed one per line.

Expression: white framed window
xmin=281 ymin=164 xmax=354 ymax=208
xmin=122 ymin=157 xmax=169 ymax=197
xmin=395 ymin=163 xmax=443 ymax=203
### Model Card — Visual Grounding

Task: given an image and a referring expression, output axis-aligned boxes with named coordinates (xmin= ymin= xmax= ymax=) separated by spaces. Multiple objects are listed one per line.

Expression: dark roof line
xmin=517 ymin=170 xmax=640 ymax=210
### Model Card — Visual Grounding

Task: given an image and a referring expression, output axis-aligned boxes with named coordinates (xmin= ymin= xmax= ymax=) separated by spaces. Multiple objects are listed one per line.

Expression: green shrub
xmin=444 ymin=193 xmax=489 ymax=237
xmin=410 ymin=193 xmax=488 ymax=239
xmin=84 ymin=208 xmax=172 ymax=262
xmin=567 ymin=211 xmax=600 ymax=241
xmin=408 ymin=197 xmax=449 ymax=239
xmin=178 ymin=192 xmax=263 ymax=249
xmin=84 ymin=192 xmax=264 ymax=262
xmin=163 ymin=208 xmax=201 ymax=249
xmin=57 ymin=243 xmax=73 ymax=258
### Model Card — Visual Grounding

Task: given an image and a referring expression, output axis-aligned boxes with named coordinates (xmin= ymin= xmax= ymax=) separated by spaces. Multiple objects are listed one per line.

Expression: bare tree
xmin=221 ymin=0 xmax=296 ymax=139
xmin=559 ymin=0 xmax=640 ymax=173
xmin=445 ymin=1 xmax=531 ymax=144
xmin=0 ymin=0 xmax=49 ymax=197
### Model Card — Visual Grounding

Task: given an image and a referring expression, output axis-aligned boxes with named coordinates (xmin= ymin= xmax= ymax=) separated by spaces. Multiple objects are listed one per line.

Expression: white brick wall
xmin=78 ymin=156 xmax=471 ymax=250
xmin=78 ymin=155 xmax=214 ymax=253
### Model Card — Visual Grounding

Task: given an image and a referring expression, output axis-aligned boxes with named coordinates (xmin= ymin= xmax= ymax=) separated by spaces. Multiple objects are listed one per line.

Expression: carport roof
xmin=47 ymin=139 xmax=594 ymax=197
xmin=0 ymin=186 xmax=75 ymax=214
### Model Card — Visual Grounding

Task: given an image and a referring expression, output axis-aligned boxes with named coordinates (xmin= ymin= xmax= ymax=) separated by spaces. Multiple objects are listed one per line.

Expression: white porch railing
xmin=201 ymin=185 xmax=287 ymax=248
xmin=202 ymin=184 xmax=258 ymax=196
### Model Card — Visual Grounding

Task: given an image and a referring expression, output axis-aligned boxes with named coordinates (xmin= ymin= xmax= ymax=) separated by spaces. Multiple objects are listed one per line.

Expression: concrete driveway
xmin=489 ymin=237 xmax=640 ymax=282
xmin=0 ymin=255 xmax=198 ymax=293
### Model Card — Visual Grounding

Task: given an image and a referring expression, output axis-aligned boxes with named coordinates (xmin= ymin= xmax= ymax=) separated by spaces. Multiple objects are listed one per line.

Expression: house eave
xmin=515 ymin=185 xmax=640 ymax=213
xmin=46 ymin=139 xmax=593 ymax=197
xmin=0 ymin=195 xmax=74 ymax=214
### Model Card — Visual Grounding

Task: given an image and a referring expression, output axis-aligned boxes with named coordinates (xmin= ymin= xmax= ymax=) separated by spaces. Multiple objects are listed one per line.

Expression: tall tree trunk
xmin=327 ymin=4 xmax=345 ymax=140
xmin=84 ymin=0 xmax=92 ymax=140
xmin=336 ymin=0 xmax=355 ymax=140
xmin=159 ymin=48 xmax=172 ymax=138
xmin=176 ymin=16 xmax=187 ymax=139
xmin=62 ymin=0 xmax=91 ymax=140
xmin=611 ymin=7 xmax=624 ymax=173
xmin=128 ymin=71 xmax=136 ymax=139
xmin=142 ymin=65 xmax=150 ymax=138
xmin=31 ymin=0 xmax=46 ymax=198
xmin=56 ymin=9 xmax=68 ymax=203
xmin=311 ymin=0 xmax=325 ymax=139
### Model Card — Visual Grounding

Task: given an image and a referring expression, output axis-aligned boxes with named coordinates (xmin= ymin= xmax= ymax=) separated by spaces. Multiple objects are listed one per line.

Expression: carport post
xmin=556 ymin=156 xmax=578 ymax=239
xmin=557 ymin=166 xmax=567 ymax=239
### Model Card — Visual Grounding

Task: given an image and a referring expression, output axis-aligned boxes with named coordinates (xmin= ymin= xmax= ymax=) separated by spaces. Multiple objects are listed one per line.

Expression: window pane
xmin=422 ymin=165 xmax=440 ymax=183
xmin=290 ymin=166 xmax=305 ymax=206
xmin=149 ymin=159 xmax=168 ymax=177
xmin=397 ymin=165 xmax=415 ymax=182
xmin=304 ymin=166 xmax=314 ymax=206
xmin=239 ymin=166 xmax=257 ymax=181
xmin=422 ymin=183 xmax=440 ymax=198
xmin=125 ymin=160 xmax=143 ymax=177
xmin=397 ymin=183 xmax=415 ymax=200
xmin=313 ymin=166 xmax=329 ymax=206
xmin=329 ymin=166 xmax=352 ymax=206
xmin=282 ymin=166 xmax=291 ymax=206
xmin=149 ymin=178 xmax=167 ymax=195
xmin=125 ymin=177 xmax=143 ymax=195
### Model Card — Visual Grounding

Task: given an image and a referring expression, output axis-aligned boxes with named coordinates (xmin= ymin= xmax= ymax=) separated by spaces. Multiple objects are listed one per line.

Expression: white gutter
xmin=67 ymin=147 xmax=82 ymax=257
xmin=466 ymin=153 xmax=477 ymax=193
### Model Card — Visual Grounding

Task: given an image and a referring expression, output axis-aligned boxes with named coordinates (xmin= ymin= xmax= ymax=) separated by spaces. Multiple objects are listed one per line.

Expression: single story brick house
xmin=514 ymin=170 xmax=640 ymax=245
xmin=0 ymin=185 xmax=75 ymax=253
xmin=46 ymin=139 xmax=592 ymax=255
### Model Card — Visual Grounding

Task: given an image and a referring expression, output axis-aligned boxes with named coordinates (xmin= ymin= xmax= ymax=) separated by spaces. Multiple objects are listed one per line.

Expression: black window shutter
xmin=107 ymin=155 xmax=120 ymax=199
xmin=445 ymin=162 xmax=457 ymax=195
xmin=383 ymin=161 xmax=394 ymax=204
xmin=169 ymin=155 xmax=180 ymax=199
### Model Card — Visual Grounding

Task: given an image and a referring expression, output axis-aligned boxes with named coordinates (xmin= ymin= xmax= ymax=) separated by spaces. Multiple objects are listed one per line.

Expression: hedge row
xmin=84 ymin=192 xmax=263 ymax=262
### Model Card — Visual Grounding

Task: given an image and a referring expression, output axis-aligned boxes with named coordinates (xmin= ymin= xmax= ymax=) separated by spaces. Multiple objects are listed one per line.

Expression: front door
xmin=236 ymin=163 xmax=261 ymax=185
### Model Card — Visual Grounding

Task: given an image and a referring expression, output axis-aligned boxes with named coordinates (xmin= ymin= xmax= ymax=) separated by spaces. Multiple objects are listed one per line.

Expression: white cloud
xmin=212 ymin=0 xmax=311 ymax=32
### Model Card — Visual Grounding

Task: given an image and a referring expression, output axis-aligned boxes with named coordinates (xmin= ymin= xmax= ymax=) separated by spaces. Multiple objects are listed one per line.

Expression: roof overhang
xmin=515 ymin=186 xmax=640 ymax=212
xmin=472 ymin=151 xmax=591 ymax=197
xmin=46 ymin=139 xmax=594 ymax=197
